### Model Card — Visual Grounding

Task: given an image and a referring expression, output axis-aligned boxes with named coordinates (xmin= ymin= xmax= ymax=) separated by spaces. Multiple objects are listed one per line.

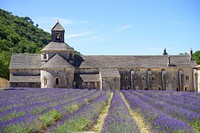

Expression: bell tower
xmin=51 ymin=21 xmax=65 ymax=43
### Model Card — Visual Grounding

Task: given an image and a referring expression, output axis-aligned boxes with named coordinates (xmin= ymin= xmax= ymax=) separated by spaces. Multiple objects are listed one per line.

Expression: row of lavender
xmin=1 ymin=88 xmax=199 ymax=132
xmin=122 ymin=90 xmax=200 ymax=133
xmin=102 ymin=90 xmax=139 ymax=133
xmin=0 ymin=88 xmax=108 ymax=132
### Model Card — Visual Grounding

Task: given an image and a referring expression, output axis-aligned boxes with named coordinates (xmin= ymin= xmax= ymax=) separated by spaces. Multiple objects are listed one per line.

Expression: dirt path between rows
xmin=120 ymin=92 xmax=151 ymax=133
xmin=90 ymin=92 xmax=113 ymax=133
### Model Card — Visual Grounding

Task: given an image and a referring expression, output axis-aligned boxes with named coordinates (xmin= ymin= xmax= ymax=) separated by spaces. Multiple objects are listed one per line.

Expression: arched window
xmin=142 ymin=76 xmax=145 ymax=80
xmin=43 ymin=53 xmax=47 ymax=59
xmin=44 ymin=77 xmax=47 ymax=86
xmin=184 ymin=86 xmax=188 ymax=91
xmin=126 ymin=86 xmax=130 ymax=90
xmin=69 ymin=53 xmax=73 ymax=59
xmin=151 ymin=75 xmax=156 ymax=80
xmin=158 ymin=86 xmax=162 ymax=90
xmin=56 ymin=33 xmax=60 ymax=40
xmin=55 ymin=77 xmax=59 ymax=85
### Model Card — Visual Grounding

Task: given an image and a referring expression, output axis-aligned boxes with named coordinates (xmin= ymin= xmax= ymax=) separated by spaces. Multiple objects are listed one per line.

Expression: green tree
xmin=0 ymin=52 xmax=11 ymax=79
xmin=179 ymin=52 xmax=188 ymax=56
xmin=0 ymin=8 xmax=51 ymax=79
xmin=193 ymin=51 xmax=200 ymax=64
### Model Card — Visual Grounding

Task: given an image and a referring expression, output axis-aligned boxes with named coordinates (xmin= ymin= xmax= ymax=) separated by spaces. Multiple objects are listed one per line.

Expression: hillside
xmin=0 ymin=9 xmax=51 ymax=79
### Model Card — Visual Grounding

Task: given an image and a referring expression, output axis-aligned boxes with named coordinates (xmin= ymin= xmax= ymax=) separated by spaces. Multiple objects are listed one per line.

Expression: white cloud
xmin=115 ymin=25 xmax=132 ymax=31
xmin=67 ymin=31 xmax=93 ymax=38
xmin=78 ymin=36 xmax=103 ymax=42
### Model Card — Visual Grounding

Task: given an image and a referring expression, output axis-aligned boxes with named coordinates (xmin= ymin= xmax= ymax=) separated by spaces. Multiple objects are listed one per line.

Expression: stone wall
xmin=41 ymin=68 xmax=74 ymax=88
xmin=102 ymin=77 xmax=120 ymax=90
xmin=196 ymin=66 xmax=200 ymax=92
xmin=119 ymin=68 xmax=194 ymax=91
xmin=10 ymin=82 xmax=40 ymax=88
xmin=10 ymin=69 xmax=40 ymax=76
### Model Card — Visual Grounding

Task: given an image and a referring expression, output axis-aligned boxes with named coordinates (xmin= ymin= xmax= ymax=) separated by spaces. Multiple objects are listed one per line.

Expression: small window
xmin=184 ymin=86 xmax=188 ymax=91
xmin=56 ymin=33 xmax=60 ymax=40
xmin=44 ymin=77 xmax=47 ymax=86
xmin=126 ymin=86 xmax=130 ymax=90
xmin=142 ymin=76 xmax=145 ymax=80
xmin=158 ymin=86 xmax=162 ymax=90
xmin=176 ymin=87 xmax=179 ymax=91
xmin=55 ymin=78 xmax=59 ymax=85
xmin=43 ymin=53 xmax=47 ymax=59
xmin=186 ymin=75 xmax=189 ymax=80
xmin=151 ymin=75 xmax=155 ymax=80
xmin=125 ymin=76 xmax=128 ymax=80
xmin=69 ymin=53 xmax=73 ymax=59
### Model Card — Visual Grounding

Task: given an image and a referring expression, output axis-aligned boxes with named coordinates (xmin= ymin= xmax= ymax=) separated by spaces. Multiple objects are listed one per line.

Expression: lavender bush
xmin=129 ymin=90 xmax=200 ymax=132
xmin=122 ymin=90 xmax=195 ymax=133
xmin=102 ymin=90 xmax=139 ymax=133
xmin=52 ymin=92 xmax=109 ymax=132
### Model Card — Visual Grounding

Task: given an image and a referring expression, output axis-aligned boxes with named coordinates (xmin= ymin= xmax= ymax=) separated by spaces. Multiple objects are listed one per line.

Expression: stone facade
xmin=9 ymin=22 xmax=199 ymax=92
xmin=196 ymin=65 xmax=200 ymax=92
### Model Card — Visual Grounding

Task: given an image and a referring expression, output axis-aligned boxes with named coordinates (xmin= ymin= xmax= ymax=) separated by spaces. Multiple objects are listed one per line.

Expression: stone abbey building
xmin=9 ymin=22 xmax=200 ymax=92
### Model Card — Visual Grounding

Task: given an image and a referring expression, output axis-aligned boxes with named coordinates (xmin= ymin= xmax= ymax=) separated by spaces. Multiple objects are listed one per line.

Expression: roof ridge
xmin=41 ymin=54 xmax=74 ymax=68
xmin=51 ymin=22 xmax=65 ymax=31
xmin=82 ymin=55 xmax=169 ymax=57
xmin=41 ymin=42 xmax=74 ymax=52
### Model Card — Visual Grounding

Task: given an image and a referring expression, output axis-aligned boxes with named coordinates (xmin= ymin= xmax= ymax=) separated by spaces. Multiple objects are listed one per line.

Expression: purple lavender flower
xmin=102 ymin=90 xmax=139 ymax=133
xmin=122 ymin=90 xmax=194 ymax=133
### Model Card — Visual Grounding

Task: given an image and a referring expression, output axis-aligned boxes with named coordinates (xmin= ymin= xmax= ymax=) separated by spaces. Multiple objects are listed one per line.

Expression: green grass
xmin=190 ymin=121 xmax=200 ymax=132
xmin=4 ymin=122 xmax=38 ymax=133
xmin=39 ymin=109 xmax=61 ymax=127
xmin=0 ymin=111 xmax=25 ymax=122
xmin=64 ymin=103 xmax=79 ymax=113
xmin=31 ymin=107 xmax=47 ymax=115
xmin=53 ymin=116 xmax=90 ymax=133
xmin=91 ymin=92 xmax=113 ymax=133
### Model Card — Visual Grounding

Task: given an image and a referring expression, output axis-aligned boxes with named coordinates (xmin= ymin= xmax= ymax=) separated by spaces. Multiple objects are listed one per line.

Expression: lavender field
xmin=0 ymin=88 xmax=200 ymax=133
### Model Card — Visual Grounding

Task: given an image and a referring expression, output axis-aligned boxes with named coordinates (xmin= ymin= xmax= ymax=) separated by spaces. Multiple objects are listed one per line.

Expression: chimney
xmin=190 ymin=48 xmax=193 ymax=61
xmin=168 ymin=55 xmax=171 ymax=66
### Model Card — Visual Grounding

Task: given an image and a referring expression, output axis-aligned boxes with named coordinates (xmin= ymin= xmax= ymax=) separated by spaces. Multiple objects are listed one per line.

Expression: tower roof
xmin=41 ymin=42 xmax=74 ymax=52
xmin=51 ymin=22 xmax=65 ymax=31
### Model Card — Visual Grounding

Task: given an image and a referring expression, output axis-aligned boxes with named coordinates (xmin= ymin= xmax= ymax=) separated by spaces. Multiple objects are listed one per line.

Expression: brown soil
xmin=0 ymin=77 xmax=9 ymax=89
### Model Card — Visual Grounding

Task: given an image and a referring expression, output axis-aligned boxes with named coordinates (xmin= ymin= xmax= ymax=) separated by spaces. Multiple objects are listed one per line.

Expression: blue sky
xmin=1 ymin=0 xmax=200 ymax=55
